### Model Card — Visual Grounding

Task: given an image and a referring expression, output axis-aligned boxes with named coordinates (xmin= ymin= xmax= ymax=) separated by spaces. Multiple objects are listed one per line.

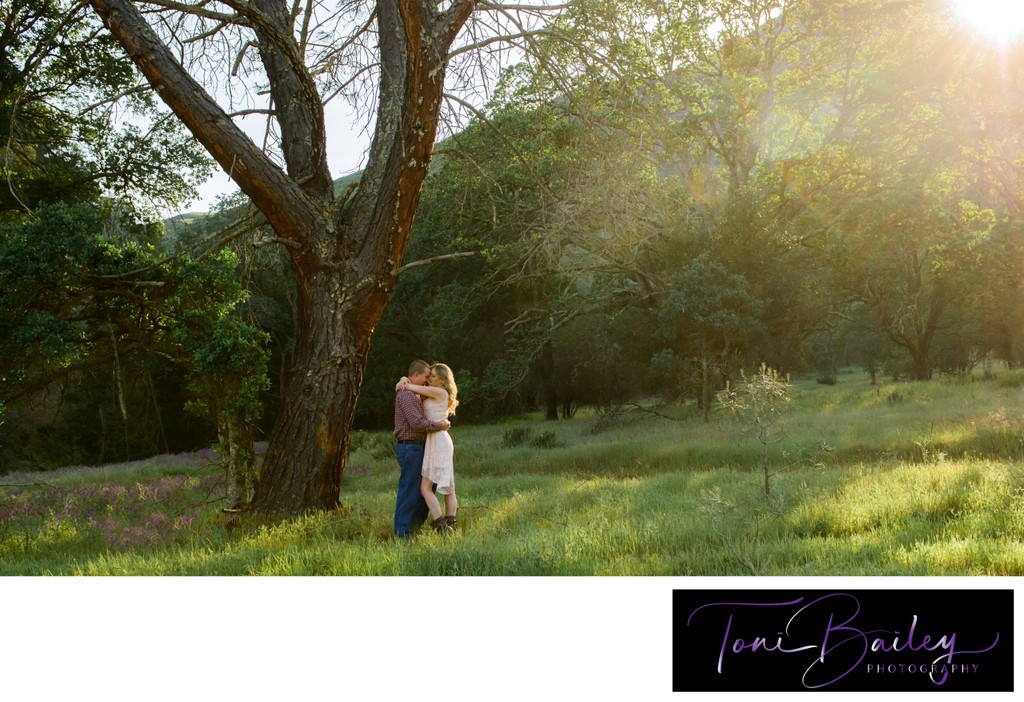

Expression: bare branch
xmin=446 ymin=30 xmax=538 ymax=60
xmin=253 ymin=236 xmax=303 ymax=250
xmin=478 ymin=1 xmax=576 ymax=10
xmin=320 ymin=62 xmax=378 ymax=105
xmin=231 ymin=38 xmax=257 ymax=76
xmin=138 ymin=0 xmax=241 ymax=24
xmin=308 ymin=8 xmax=377 ymax=78
xmin=78 ymin=83 xmax=153 ymax=114
xmin=228 ymin=107 xmax=275 ymax=117
xmin=182 ymin=18 xmax=229 ymax=43
xmin=392 ymin=251 xmax=479 ymax=276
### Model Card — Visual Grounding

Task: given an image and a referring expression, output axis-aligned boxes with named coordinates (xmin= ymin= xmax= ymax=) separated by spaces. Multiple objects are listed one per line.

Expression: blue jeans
xmin=394 ymin=443 xmax=430 ymax=538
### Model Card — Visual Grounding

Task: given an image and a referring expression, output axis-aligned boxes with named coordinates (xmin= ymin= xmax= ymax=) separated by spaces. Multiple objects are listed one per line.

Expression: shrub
xmin=529 ymin=430 xmax=559 ymax=449
xmin=997 ymin=369 xmax=1024 ymax=388
xmin=886 ymin=389 xmax=908 ymax=405
xmin=719 ymin=364 xmax=792 ymax=497
xmin=500 ymin=426 xmax=532 ymax=448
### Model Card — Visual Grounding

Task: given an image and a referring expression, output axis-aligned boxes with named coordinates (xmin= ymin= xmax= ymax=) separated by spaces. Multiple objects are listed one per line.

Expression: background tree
xmin=0 ymin=204 xmax=267 ymax=480
xmin=356 ymin=0 xmax=1024 ymax=424
xmin=360 ymin=57 xmax=671 ymax=422
xmin=1 ymin=0 xmax=211 ymax=219
xmin=976 ymin=217 xmax=1024 ymax=369
xmin=0 ymin=0 xmax=250 ymax=474
xmin=720 ymin=363 xmax=792 ymax=497
xmin=176 ymin=296 xmax=270 ymax=510
xmin=832 ymin=186 xmax=990 ymax=380
xmin=657 ymin=253 xmax=763 ymax=420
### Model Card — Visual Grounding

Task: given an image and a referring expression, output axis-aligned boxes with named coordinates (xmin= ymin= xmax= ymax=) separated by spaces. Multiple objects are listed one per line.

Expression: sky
xmin=183 ymin=97 xmax=373 ymax=214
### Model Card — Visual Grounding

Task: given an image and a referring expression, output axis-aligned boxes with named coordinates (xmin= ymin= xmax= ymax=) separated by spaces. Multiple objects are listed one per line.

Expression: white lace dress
xmin=421 ymin=391 xmax=455 ymax=494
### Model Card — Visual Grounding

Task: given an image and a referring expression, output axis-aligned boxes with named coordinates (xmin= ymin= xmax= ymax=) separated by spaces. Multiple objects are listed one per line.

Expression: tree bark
xmin=221 ymin=414 xmax=253 ymax=511
xmin=249 ymin=270 xmax=387 ymax=513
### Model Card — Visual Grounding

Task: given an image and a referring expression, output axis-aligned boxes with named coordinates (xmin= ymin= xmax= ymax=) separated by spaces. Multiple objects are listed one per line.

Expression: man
xmin=393 ymin=359 xmax=450 ymax=538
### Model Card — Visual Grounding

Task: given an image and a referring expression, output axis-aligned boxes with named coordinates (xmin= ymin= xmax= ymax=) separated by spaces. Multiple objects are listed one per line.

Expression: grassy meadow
xmin=4 ymin=368 xmax=1024 ymax=576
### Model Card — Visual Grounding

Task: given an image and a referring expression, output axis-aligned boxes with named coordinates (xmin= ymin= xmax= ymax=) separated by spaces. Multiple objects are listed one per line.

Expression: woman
xmin=397 ymin=363 xmax=459 ymax=533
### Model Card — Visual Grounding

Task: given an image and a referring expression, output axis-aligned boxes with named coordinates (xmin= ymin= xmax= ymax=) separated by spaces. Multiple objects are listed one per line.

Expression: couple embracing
xmin=392 ymin=359 xmax=459 ymax=538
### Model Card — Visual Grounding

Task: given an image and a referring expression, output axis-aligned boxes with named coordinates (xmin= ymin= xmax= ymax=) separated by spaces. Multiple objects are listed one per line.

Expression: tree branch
xmin=137 ymin=0 xmax=241 ymax=24
xmin=222 ymin=0 xmax=331 ymax=197
xmin=391 ymin=251 xmax=478 ymax=276
xmin=90 ymin=0 xmax=323 ymax=241
xmin=78 ymin=84 xmax=153 ymax=114
xmin=478 ymin=1 xmax=576 ymax=10
xmin=441 ymin=0 xmax=477 ymax=47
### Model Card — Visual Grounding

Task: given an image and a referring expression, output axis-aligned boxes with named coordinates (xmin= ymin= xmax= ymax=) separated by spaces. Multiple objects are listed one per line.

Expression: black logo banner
xmin=673 ymin=589 xmax=1013 ymax=692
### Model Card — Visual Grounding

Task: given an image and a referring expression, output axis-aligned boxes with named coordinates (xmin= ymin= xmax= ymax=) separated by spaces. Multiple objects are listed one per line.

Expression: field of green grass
xmin=4 ymin=369 xmax=1024 ymax=576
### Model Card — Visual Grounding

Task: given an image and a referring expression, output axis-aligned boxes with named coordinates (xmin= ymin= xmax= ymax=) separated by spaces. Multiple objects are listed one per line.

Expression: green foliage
xmin=646 ymin=349 xmax=688 ymax=399
xmin=6 ymin=0 xmax=1024 ymax=484
xmin=166 ymin=249 xmax=263 ymax=406
xmin=656 ymin=253 xmax=764 ymax=400
xmin=529 ymin=430 xmax=560 ymax=449
xmin=886 ymin=388 xmax=909 ymax=406
xmin=179 ymin=315 xmax=270 ymax=423
xmin=0 ymin=204 xmax=147 ymax=395
xmin=345 ymin=0 xmax=1024 ymax=429
xmin=350 ymin=431 xmax=396 ymax=461
xmin=0 ymin=202 xmax=268 ymax=474
xmin=0 ymin=0 xmax=212 ymax=220
xmin=725 ymin=364 xmax=792 ymax=424
xmin=996 ymin=369 xmax=1024 ymax=389
xmin=494 ymin=424 xmax=563 ymax=451
xmin=832 ymin=184 xmax=992 ymax=380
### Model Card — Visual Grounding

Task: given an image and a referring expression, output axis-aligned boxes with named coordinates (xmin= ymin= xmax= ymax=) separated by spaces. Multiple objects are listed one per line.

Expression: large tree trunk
xmin=91 ymin=0 xmax=476 ymax=515
xmin=250 ymin=265 xmax=388 ymax=513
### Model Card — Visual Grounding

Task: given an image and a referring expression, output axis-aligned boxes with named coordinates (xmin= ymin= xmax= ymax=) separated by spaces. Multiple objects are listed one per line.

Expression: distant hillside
xmin=164 ymin=143 xmax=452 ymax=232
xmin=164 ymin=211 xmax=209 ymax=229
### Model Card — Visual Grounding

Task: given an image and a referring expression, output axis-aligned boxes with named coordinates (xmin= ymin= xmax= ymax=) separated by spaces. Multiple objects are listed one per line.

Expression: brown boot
xmin=445 ymin=515 xmax=457 ymax=531
xmin=431 ymin=516 xmax=454 ymax=534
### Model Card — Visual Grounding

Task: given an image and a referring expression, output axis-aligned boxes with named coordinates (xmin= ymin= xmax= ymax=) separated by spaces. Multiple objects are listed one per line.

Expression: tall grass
xmin=5 ymin=371 xmax=1024 ymax=575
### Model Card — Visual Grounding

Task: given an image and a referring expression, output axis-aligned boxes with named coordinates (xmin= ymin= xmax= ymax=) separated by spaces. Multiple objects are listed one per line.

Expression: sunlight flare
xmin=952 ymin=0 xmax=1024 ymax=45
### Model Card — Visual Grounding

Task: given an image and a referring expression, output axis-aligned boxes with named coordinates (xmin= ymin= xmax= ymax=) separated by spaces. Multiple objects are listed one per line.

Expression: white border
xmin=3 ymin=576 xmax=1018 ymax=701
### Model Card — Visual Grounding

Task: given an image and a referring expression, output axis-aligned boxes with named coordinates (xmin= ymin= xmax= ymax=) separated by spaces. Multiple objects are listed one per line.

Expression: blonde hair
xmin=431 ymin=363 xmax=459 ymax=416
